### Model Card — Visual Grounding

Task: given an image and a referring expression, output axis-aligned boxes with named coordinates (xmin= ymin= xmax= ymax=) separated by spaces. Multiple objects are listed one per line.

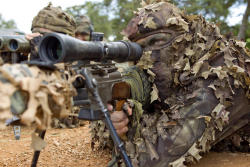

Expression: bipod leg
xmin=13 ymin=125 xmax=21 ymax=140
xmin=31 ymin=129 xmax=46 ymax=167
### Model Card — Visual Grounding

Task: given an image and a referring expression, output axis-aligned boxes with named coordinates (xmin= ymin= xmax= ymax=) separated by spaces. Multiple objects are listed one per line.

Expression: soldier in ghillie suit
xmin=91 ymin=1 xmax=250 ymax=166
xmin=75 ymin=15 xmax=94 ymax=41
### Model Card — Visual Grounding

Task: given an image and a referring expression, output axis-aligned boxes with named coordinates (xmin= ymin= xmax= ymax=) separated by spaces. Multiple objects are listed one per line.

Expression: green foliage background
xmin=246 ymin=38 xmax=250 ymax=48
xmin=0 ymin=14 xmax=16 ymax=29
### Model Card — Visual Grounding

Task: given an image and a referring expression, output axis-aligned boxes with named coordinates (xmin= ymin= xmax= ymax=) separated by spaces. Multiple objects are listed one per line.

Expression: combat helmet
xmin=31 ymin=3 xmax=76 ymax=36
xmin=75 ymin=15 xmax=94 ymax=36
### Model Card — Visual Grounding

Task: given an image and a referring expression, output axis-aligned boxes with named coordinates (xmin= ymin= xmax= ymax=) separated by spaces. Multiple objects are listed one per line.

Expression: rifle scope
xmin=39 ymin=32 xmax=142 ymax=63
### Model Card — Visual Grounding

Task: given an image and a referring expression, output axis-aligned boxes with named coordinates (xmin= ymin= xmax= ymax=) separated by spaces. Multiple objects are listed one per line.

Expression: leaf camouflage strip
xmin=0 ymin=64 xmax=76 ymax=130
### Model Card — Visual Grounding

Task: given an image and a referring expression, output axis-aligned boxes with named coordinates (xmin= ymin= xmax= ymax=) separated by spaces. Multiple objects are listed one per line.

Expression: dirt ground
xmin=0 ymin=124 xmax=249 ymax=167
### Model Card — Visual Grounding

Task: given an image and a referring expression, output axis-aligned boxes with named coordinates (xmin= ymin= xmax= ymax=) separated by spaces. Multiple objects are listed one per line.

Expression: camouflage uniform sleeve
xmin=89 ymin=66 xmax=152 ymax=150
xmin=122 ymin=66 xmax=151 ymax=106
xmin=121 ymin=66 xmax=152 ymax=142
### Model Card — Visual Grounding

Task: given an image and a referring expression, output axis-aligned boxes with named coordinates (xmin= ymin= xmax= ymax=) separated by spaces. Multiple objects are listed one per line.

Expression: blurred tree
xmin=237 ymin=0 xmax=250 ymax=40
xmin=0 ymin=14 xmax=17 ymax=29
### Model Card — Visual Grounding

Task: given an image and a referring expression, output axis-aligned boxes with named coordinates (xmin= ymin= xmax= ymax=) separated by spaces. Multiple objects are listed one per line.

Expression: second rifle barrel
xmin=0 ymin=35 xmax=30 ymax=53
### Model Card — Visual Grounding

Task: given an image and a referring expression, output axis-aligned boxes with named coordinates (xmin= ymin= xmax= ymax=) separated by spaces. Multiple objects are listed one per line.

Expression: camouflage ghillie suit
xmin=91 ymin=1 xmax=250 ymax=166
xmin=0 ymin=64 xmax=75 ymax=130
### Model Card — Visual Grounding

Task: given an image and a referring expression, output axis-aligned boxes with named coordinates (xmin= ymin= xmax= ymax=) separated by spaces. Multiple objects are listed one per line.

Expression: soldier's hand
xmin=25 ymin=33 xmax=41 ymax=40
xmin=108 ymin=103 xmax=132 ymax=136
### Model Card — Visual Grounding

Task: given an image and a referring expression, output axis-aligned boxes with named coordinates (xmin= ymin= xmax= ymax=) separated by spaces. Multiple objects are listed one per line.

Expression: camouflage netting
xmin=91 ymin=1 xmax=250 ymax=167
xmin=0 ymin=64 xmax=76 ymax=130
xmin=31 ymin=3 xmax=76 ymax=36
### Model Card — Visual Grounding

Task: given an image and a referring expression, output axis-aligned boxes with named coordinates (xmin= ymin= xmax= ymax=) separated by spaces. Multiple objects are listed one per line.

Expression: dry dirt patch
xmin=0 ymin=125 xmax=249 ymax=167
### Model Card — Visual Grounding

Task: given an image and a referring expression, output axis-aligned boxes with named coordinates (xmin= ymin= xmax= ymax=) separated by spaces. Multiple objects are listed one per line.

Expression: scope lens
xmin=9 ymin=39 xmax=18 ymax=51
xmin=46 ymin=37 xmax=62 ymax=61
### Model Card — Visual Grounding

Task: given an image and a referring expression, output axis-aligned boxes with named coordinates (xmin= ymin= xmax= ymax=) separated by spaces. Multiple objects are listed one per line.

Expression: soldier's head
xmin=122 ymin=2 xmax=185 ymax=51
xmin=123 ymin=1 xmax=220 ymax=67
xmin=123 ymin=1 xmax=222 ymax=102
xmin=31 ymin=3 xmax=76 ymax=37
xmin=75 ymin=15 xmax=94 ymax=41
xmin=29 ymin=3 xmax=76 ymax=60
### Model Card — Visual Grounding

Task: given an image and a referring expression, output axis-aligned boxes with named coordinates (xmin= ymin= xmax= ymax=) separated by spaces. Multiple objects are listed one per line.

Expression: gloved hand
xmin=108 ymin=103 xmax=132 ymax=136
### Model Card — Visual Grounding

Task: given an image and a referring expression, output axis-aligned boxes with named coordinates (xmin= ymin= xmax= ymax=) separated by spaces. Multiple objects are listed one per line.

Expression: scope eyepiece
xmin=39 ymin=35 xmax=63 ymax=62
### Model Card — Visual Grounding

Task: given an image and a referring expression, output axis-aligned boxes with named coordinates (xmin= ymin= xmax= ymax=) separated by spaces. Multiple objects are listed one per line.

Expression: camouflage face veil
xmin=122 ymin=2 xmax=187 ymax=51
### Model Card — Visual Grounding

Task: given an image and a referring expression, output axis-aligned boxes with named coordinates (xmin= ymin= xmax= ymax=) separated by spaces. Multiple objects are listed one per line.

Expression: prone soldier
xmin=92 ymin=1 xmax=250 ymax=167
xmin=0 ymin=1 xmax=249 ymax=167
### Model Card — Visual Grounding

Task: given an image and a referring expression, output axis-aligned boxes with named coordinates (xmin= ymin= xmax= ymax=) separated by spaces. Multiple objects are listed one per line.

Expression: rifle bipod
xmin=31 ymin=129 xmax=46 ymax=167
xmin=80 ymin=68 xmax=133 ymax=167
